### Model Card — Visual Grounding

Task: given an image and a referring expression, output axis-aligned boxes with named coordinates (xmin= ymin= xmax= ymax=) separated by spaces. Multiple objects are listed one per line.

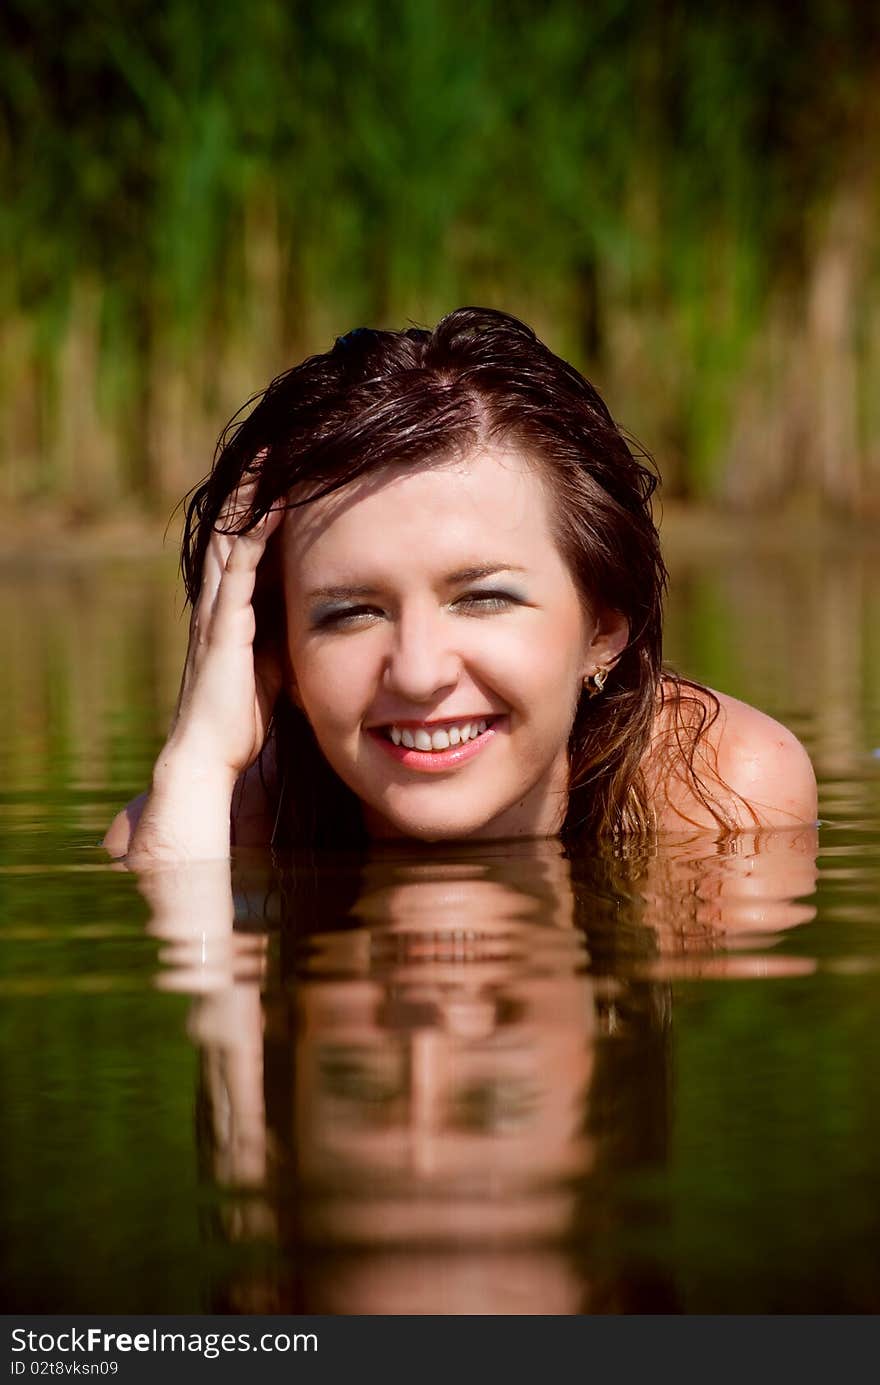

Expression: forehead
xmin=282 ymin=445 xmax=563 ymax=577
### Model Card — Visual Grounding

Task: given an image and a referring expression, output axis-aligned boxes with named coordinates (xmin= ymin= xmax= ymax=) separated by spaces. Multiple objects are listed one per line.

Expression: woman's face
xmin=282 ymin=445 xmax=626 ymax=841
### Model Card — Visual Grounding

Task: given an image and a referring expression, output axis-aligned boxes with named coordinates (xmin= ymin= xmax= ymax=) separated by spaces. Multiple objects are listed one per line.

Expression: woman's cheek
xmin=299 ymin=643 xmax=374 ymax=736
xmin=471 ymin=626 xmax=535 ymax=693
xmin=478 ymin=637 xmax=555 ymax=715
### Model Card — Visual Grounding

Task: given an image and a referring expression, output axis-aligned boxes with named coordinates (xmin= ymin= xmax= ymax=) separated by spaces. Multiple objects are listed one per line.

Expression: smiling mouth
xmin=366 ymin=716 xmax=503 ymax=769
xmin=382 ymin=717 xmax=497 ymax=752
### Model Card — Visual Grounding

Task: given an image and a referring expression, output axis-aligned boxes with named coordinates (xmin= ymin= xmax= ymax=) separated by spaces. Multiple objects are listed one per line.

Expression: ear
xmin=581 ymin=606 xmax=629 ymax=679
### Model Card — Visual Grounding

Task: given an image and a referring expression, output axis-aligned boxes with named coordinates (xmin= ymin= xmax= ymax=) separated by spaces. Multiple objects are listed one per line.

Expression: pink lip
xmin=367 ymin=721 xmax=501 ymax=773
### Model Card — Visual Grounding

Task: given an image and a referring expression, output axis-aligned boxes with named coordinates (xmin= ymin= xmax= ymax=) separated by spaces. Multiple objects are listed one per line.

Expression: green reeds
xmin=2 ymin=0 xmax=879 ymax=515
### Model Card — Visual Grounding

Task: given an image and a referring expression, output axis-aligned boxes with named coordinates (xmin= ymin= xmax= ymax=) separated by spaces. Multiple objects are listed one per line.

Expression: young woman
xmin=104 ymin=307 xmax=817 ymax=865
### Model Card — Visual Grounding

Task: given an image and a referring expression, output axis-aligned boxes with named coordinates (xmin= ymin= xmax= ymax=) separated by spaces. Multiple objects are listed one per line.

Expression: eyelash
xmin=313 ymin=591 xmax=520 ymax=629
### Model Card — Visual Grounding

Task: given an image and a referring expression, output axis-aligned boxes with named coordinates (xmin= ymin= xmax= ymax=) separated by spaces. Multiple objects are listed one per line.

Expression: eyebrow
xmin=304 ymin=564 xmax=528 ymax=603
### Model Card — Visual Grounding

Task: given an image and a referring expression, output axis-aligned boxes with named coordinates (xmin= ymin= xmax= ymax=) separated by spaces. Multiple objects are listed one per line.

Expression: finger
xmin=215 ymin=451 xmax=269 ymax=528
xmin=209 ymin=509 xmax=284 ymax=644
xmin=206 ymin=461 xmax=280 ymax=583
xmin=194 ymin=531 xmax=231 ymax=633
xmin=223 ymin=503 xmax=284 ymax=575
xmin=206 ymin=460 xmax=263 ymax=595
xmin=181 ymin=529 xmax=250 ymax=713
xmin=197 ymin=461 xmax=278 ymax=625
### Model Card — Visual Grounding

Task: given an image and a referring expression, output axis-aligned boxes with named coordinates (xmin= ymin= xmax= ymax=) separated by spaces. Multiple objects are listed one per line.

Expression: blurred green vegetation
xmin=2 ymin=0 xmax=879 ymax=515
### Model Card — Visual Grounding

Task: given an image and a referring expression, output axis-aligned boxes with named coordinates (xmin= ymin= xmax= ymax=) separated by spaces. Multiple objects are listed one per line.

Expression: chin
xmin=366 ymin=795 xmax=510 ymax=844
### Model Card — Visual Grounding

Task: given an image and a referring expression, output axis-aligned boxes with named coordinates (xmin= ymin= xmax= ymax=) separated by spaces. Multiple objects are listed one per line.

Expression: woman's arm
xmin=108 ymin=487 xmax=284 ymax=867
xmin=103 ymin=748 xmax=277 ymax=859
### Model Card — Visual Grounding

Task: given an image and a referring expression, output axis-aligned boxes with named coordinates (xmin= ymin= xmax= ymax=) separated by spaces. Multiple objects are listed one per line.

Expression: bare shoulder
xmin=710 ymin=690 xmax=817 ymax=825
xmin=103 ymin=791 xmax=149 ymax=858
xmin=648 ymin=682 xmax=818 ymax=832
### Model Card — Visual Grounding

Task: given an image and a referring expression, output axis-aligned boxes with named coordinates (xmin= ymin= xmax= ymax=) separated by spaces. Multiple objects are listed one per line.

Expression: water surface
xmin=2 ymin=536 xmax=879 ymax=1313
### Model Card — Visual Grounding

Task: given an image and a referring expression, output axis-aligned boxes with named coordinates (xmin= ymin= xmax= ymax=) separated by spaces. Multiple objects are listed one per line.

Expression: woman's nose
xmin=382 ymin=608 xmax=461 ymax=703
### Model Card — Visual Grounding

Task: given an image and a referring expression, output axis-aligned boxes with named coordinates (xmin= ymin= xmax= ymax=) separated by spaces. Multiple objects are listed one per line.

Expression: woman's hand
xmin=169 ymin=489 xmax=285 ymax=778
xmin=122 ymin=482 xmax=286 ymax=866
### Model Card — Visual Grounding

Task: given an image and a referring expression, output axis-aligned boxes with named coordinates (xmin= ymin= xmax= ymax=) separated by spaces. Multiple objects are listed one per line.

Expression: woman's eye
xmin=313 ymin=605 xmax=383 ymax=629
xmin=455 ymin=591 xmax=519 ymax=614
xmin=311 ymin=591 xmax=522 ymax=627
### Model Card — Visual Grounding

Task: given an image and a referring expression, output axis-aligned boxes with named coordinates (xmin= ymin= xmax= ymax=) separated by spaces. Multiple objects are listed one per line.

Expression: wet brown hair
xmin=182 ymin=306 xmax=729 ymax=848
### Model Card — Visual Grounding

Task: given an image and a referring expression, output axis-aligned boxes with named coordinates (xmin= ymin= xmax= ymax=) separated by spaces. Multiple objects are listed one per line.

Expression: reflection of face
xmin=298 ymin=968 xmax=594 ymax=1190
xmin=293 ymin=859 xmax=595 ymax=1245
xmin=283 ymin=446 xmax=603 ymax=842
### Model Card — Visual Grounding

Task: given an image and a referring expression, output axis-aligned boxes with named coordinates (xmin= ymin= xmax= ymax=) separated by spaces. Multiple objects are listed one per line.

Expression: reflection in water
xmin=145 ymin=831 xmax=818 ymax=1314
xmin=1 ymin=542 xmax=875 ymax=1312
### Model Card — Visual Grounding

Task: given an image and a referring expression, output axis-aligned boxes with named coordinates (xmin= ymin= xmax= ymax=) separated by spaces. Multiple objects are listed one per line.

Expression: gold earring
xmin=584 ymin=667 xmax=608 ymax=698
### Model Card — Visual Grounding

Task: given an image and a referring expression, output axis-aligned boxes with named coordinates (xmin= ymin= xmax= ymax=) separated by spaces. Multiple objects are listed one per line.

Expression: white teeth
xmin=386 ymin=718 xmax=494 ymax=751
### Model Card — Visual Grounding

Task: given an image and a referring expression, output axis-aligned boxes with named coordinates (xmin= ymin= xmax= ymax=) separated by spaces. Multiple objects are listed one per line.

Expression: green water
xmin=2 ymin=537 xmax=879 ymax=1314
